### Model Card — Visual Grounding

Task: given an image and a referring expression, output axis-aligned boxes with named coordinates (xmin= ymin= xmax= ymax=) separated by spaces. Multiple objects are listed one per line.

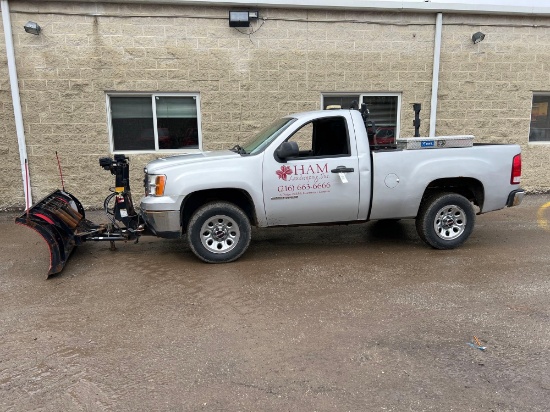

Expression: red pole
xmin=55 ymin=151 xmax=65 ymax=191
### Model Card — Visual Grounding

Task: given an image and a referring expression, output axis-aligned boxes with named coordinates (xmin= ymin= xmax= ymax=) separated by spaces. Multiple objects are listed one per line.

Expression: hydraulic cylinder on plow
xmin=15 ymin=155 xmax=144 ymax=277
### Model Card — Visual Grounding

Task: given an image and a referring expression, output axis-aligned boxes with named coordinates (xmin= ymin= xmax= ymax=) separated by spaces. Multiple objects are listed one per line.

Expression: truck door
xmin=263 ymin=115 xmax=360 ymax=225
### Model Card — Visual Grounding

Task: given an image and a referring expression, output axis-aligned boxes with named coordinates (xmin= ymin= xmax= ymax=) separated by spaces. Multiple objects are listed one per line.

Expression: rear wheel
xmin=187 ymin=201 xmax=251 ymax=263
xmin=416 ymin=192 xmax=475 ymax=249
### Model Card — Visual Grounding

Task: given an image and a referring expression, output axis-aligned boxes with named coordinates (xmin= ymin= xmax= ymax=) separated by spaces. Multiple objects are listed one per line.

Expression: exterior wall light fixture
xmin=229 ymin=11 xmax=258 ymax=27
xmin=24 ymin=21 xmax=41 ymax=35
xmin=472 ymin=31 xmax=485 ymax=44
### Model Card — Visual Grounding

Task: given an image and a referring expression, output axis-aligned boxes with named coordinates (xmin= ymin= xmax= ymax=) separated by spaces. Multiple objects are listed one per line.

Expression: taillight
xmin=511 ymin=154 xmax=521 ymax=185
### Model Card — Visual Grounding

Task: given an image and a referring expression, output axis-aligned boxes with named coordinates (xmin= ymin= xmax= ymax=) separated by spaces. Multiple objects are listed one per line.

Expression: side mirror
xmin=275 ymin=141 xmax=299 ymax=161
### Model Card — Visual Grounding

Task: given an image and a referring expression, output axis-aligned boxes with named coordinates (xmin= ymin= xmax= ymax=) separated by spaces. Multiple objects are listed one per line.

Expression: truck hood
xmin=145 ymin=150 xmax=240 ymax=173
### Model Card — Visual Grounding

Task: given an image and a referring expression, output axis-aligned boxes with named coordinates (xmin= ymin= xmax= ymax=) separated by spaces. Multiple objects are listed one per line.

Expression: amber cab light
xmin=155 ymin=175 xmax=166 ymax=196
xmin=511 ymin=154 xmax=521 ymax=185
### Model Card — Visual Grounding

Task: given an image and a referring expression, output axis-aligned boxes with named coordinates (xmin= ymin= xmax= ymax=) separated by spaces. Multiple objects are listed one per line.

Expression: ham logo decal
xmin=276 ymin=165 xmax=293 ymax=181
xmin=275 ymin=162 xmax=332 ymax=197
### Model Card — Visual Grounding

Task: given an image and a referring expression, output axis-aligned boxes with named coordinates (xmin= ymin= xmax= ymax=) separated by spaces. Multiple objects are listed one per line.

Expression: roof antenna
xmin=55 ymin=151 xmax=66 ymax=192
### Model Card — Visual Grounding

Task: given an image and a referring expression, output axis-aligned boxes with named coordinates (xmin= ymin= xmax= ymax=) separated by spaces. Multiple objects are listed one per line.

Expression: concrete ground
xmin=1 ymin=195 xmax=550 ymax=411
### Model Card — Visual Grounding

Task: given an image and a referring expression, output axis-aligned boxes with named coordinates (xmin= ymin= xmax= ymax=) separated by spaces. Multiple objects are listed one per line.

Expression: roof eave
xmin=45 ymin=0 xmax=550 ymax=16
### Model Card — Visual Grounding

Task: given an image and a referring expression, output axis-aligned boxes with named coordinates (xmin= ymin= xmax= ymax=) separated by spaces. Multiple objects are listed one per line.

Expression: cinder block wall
xmin=438 ymin=14 xmax=550 ymax=193
xmin=1 ymin=1 xmax=549 ymax=210
xmin=0 ymin=16 xmax=25 ymax=210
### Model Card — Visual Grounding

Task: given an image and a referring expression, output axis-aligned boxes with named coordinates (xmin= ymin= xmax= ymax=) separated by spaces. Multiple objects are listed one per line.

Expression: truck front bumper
xmin=140 ymin=195 xmax=183 ymax=238
xmin=141 ymin=209 xmax=181 ymax=238
xmin=506 ymin=189 xmax=525 ymax=207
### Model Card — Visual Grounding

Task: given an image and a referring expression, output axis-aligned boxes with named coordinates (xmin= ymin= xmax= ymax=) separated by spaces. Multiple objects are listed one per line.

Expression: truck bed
xmin=368 ymin=143 xmax=521 ymax=220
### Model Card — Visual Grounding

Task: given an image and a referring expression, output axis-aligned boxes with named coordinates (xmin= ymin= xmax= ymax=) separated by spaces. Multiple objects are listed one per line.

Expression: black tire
xmin=416 ymin=192 xmax=475 ymax=250
xmin=187 ymin=201 xmax=251 ymax=263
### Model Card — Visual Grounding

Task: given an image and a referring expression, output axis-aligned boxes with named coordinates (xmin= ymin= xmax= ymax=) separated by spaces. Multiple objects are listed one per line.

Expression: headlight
xmin=146 ymin=174 xmax=167 ymax=196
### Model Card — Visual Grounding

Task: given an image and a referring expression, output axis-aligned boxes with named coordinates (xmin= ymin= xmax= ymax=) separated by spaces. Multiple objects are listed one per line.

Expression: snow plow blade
xmin=15 ymin=190 xmax=92 ymax=277
xmin=15 ymin=155 xmax=143 ymax=278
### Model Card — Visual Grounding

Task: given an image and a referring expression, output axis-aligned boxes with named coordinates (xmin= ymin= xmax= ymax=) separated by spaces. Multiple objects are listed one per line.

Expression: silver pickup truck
xmin=141 ymin=108 xmax=524 ymax=263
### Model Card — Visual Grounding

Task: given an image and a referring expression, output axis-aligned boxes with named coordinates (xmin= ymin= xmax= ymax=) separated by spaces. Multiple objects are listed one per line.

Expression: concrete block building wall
xmin=0 ymin=1 xmax=548 ymax=209
xmin=0 ymin=16 xmax=24 ymax=210
xmin=437 ymin=14 xmax=550 ymax=193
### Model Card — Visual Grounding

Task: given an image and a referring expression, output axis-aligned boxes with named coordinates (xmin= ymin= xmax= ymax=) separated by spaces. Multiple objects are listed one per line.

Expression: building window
xmin=530 ymin=94 xmax=550 ymax=143
xmin=322 ymin=93 xmax=401 ymax=144
xmin=108 ymin=93 xmax=201 ymax=152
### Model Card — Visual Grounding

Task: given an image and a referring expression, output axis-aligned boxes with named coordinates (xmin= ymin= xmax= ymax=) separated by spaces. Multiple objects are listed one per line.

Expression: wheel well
xmin=180 ymin=189 xmax=256 ymax=232
xmin=422 ymin=178 xmax=485 ymax=210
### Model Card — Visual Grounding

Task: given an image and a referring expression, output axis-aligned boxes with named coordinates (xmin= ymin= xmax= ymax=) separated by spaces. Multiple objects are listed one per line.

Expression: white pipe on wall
xmin=429 ymin=12 xmax=442 ymax=138
xmin=1 ymin=0 xmax=32 ymax=208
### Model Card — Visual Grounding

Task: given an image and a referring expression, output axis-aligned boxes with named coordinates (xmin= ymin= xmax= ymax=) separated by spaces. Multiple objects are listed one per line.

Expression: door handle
xmin=331 ymin=166 xmax=355 ymax=173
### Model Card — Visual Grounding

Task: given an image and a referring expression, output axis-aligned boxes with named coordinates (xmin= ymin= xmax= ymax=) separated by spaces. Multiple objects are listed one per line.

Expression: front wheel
xmin=187 ymin=201 xmax=251 ymax=263
xmin=416 ymin=192 xmax=475 ymax=249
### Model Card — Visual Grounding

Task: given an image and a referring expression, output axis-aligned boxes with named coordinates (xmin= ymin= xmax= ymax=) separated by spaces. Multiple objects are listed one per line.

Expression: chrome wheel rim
xmin=200 ymin=215 xmax=240 ymax=254
xmin=433 ymin=204 xmax=467 ymax=240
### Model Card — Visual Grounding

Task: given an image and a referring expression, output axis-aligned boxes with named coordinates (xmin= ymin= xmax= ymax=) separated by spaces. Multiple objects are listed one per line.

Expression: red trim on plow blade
xmin=34 ymin=213 xmax=55 ymax=225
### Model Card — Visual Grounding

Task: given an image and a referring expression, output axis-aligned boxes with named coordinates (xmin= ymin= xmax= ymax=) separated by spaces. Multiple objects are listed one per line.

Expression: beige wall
xmin=1 ymin=1 xmax=549 ymax=210
xmin=0 ymin=14 xmax=25 ymax=210
xmin=437 ymin=14 xmax=550 ymax=193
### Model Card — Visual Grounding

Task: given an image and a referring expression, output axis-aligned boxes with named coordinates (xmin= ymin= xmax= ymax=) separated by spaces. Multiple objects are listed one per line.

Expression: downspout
xmin=429 ymin=12 xmax=443 ymax=138
xmin=1 ymin=0 xmax=32 ymax=208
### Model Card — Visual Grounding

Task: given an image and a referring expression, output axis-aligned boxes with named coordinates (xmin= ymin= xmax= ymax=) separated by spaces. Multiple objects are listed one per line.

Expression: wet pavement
xmin=1 ymin=195 xmax=550 ymax=411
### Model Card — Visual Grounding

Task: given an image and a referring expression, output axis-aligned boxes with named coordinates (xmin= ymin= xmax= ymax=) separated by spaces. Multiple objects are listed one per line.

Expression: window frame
xmin=106 ymin=92 xmax=203 ymax=154
xmin=529 ymin=92 xmax=550 ymax=145
xmin=321 ymin=92 xmax=402 ymax=139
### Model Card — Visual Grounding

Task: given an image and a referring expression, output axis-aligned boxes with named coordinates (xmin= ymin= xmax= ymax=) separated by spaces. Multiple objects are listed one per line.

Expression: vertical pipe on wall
xmin=1 ymin=0 xmax=32 ymax=208
xmin=429 ymin=12 xmax=443 ymax=138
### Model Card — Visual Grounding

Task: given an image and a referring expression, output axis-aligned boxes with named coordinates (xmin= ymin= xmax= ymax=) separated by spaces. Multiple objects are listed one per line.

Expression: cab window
xmin=287 ymin=117 xmax=350 ymax=158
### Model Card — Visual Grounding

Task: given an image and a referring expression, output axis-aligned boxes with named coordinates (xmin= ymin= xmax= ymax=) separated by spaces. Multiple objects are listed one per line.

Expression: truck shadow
xmin=248 ymin=219 xmax=420 ymax=257
xmin=367 ymin=219 xmax=413 ymax=241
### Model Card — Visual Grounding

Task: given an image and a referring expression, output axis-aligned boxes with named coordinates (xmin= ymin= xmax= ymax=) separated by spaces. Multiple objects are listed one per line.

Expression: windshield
xmin=242 ymin=117 xmax=296 ymax=155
